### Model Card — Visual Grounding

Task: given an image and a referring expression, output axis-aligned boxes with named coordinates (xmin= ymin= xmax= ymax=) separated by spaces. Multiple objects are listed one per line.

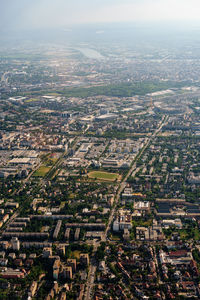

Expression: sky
xmin=1 ymin=0 xmax=200 ymax=31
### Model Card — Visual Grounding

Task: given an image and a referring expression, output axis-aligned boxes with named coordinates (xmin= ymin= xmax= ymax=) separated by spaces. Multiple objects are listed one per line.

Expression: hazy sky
xmin=1 ymin=0 xmax=200 ymax=30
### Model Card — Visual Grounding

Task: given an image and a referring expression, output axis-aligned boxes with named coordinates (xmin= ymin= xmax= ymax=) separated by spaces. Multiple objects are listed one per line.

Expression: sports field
xmin=33 ymin=166 xmax=51 ymax=177
xmin=88 ymin=171 xmax=119 ymax=181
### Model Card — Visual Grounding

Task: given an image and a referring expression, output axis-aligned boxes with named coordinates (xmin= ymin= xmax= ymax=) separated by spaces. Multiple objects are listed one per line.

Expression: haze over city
xmin=1 ymin=0 xmax=200 ymax=31
xmin=1 ymin=0 xmax=200 ymax=300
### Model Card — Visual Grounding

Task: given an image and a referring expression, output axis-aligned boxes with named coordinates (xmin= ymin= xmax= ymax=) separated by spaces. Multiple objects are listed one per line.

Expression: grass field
xmin=70 ymin=251 xmax=81 ymax=259
xmin=180 ymin=228 xmax=200 ymax=241
xmin=25 ymin=98 xmax=39 ymax=103
xmin=33 ymin=166 xmax=51 ymax=177
xmin=110 ymin=234 xmax=120 ymax=241
xmin=46 ymin=93 xmax=61 ymax=96
xmin=40 ymin=153 xmax=59 ymax=167
xmin=88 ymin=171 xmax=119 ymax=181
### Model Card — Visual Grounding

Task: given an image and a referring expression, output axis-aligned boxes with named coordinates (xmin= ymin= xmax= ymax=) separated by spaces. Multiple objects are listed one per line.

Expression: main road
xmin=104 ymin=114 xmax=168 ymax=239
xmin=84 ymin=114 xmax=169 ymax=300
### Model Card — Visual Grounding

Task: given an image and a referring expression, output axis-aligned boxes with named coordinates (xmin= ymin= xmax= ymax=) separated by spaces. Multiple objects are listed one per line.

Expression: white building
xmin=11 ymin=237 xmax=20 ymax=251
xmin=113 ymin=215 xmax=132 ymax=232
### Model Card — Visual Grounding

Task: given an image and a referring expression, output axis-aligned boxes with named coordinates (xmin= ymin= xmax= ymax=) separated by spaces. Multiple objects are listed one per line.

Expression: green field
xmin=33 ymin=166 xmax=51 ymax=177
xmin=70 ymin=251 xmax=81 ymax=259
xmin=47 ymin=93 xmax=61 ymax=96
xmin=25 ymin=98 xmax=39 ymax=103
xmin=88 ymin=171 xmax=119 ymax=181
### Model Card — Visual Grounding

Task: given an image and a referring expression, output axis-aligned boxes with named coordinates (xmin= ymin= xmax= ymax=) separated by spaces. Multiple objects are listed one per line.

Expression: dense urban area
xmin=1 ymin=37 xmax=200 ymax=300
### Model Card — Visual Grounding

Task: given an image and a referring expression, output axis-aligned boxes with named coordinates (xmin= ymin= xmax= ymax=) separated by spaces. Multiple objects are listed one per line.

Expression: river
xmin=75 ymin=47 xmax=104 ymax=59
